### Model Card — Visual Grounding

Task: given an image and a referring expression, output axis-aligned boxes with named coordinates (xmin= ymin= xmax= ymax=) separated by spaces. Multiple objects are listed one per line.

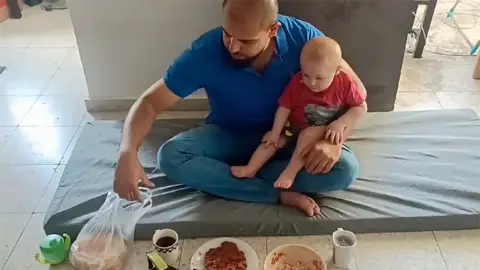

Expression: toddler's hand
xmin=326 ymin=120 xmax=348 ymax=145
xmin=262 ymin=131 xmax=281 ymax=147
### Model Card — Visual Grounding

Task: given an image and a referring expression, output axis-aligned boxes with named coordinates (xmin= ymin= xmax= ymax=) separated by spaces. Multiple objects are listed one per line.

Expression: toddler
xmin=231 ymin=37 xmax=367 ymax=189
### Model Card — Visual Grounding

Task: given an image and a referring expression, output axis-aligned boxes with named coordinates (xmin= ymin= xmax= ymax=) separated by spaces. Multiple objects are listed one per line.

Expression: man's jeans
xmin=158 ymin=125 xmax=359 ymax=204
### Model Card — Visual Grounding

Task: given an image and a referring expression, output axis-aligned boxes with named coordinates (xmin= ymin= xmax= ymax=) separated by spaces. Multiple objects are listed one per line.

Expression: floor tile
xmin=394 ymin=92 xmax=443 ymax=111
xmin=434 ymin=230 xmax=480 ymax=270
xmin=354 ymin=232 xmax=447 ymax=270
xmin=3 ymin=213 xmax=51 ymax=270
xmin=0 ymin=8 xmax=75 ymax=49
xmin=41 ymin=69 xmax=88 ymax=97
xmin=435 ymin=92 xmax=480 ymax=116
xmin=35 ymin=165 xmax=65 ymax=213
xmin=0 ymin=96 xmax=37 ymax=126
xmin=0 ymin=127 xmax=77 ymax=165
xmin=0 ymin=64 xmax=58 ymax=95
xmin=267 ymin=235 xmax=358 ymax=270
xmin=179 ymin=238 xmax=211 ymax=270
xmin=59 ymin=48 xmax=83 ymax=70
xmin=126 ymin=240 xmax=183 ymax=269
xmin=0 ymin=48 xmax=25 ymax=68
xmin=0 ymin=165 xmax=56 ymax=213
xmin=0 ymin=214 xmax=30 ymax=268
xmin=0 ymin=8 xmax=43 ymax=48
xmin=397 ymin=74 xmax=433 ymax=92
xmin=401 ymin=55 xmax=480 ymax=92
xmin=0 ymin=127 xmax=16 ymax=150
xmin=20 ymin=96 xmax=86 ymax=127
xmin=124 ymin=241 xmax=153 ymax=269
xmin=28 ymin=30 xmax=77 ymax=48
xmin=239 ymin=237 xmax=267 ymax=269
xmin=9 ymin=48 xmax=69 ymax=68
xmin=0 ymin=24 xmax=37 ymax=48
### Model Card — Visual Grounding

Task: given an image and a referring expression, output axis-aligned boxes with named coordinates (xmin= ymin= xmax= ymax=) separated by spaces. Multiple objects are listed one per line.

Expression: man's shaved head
xmin=221 ymin=0 xmax=280 ymax=68
xmin=223 ymin=0 xmax=278 ymax=29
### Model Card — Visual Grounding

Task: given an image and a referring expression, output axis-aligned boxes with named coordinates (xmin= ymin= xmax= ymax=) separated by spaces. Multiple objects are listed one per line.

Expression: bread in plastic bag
xmin=69 ymin=187 xmax=152 ymax=270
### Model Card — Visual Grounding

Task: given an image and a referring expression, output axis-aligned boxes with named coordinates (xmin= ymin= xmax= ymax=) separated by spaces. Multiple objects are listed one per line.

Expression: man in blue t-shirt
xmin=114 ymin=0 xmax=366 ymax=216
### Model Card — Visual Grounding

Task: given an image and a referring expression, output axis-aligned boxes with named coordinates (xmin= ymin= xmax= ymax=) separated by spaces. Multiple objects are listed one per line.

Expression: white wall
xmin=69 ymin=0 xmax=222 ymax=101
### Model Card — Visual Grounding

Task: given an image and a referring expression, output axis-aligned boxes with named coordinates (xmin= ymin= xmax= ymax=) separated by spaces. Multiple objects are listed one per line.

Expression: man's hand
xmin=262 ymin=131 xmax=281 ymax=148
xmin=325 ymin=120 xmax=348 ymax=145
xmin=301 ymin=140 xmax=342 ymax=174
xmin=114 ymin=152 xmax=155 ymax=201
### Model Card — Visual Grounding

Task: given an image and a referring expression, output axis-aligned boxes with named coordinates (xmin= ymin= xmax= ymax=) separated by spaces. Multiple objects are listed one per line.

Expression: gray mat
xmin=44 ymin=110 xmax=480 ymax=240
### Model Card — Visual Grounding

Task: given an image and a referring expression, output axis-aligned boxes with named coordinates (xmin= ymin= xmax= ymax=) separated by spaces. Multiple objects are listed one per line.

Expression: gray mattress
xmin=44 ymin=110 xmax=480 ymax=240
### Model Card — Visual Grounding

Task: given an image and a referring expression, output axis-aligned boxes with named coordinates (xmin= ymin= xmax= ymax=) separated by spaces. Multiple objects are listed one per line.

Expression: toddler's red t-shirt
xmin=278 ymin=71 xmax=365 ymax=129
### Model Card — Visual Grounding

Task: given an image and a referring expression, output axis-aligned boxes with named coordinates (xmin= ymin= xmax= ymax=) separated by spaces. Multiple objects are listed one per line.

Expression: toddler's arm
xmin=326 ymin=73 xmax=367 ymax=144
xmin=326 ymin=102 xmax=367 ymax=144
xmin=271 ymin=106 xmax=291 ymax=137
xmin=338 ymin=102 xmax=367 ymax=128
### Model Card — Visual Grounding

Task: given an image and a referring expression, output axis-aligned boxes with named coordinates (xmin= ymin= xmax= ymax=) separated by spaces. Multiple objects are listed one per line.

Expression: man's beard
xmin=228 ymin=46 xmax=268 ymax=69
xmin=230 ymin=56 xmax=257 ymax=69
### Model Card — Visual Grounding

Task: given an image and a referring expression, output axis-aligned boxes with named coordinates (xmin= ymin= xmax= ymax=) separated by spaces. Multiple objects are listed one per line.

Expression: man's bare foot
xmin=230 ymin=166 xmax=256 ymax=179
xmin=280 ymin=191 xmax=320 ymax=217
xmin=273 ymin=169 xmax=296 ymax=189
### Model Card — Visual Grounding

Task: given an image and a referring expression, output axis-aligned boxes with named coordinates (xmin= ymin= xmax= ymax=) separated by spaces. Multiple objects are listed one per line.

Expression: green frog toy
xmin=34 ymin=234 xmax=71 ymax=265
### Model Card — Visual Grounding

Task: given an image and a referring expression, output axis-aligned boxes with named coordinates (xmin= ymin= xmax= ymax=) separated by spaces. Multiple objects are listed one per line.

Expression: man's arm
xmin=340 ymin=59 xmax=367 ymax=99
xmin=120 ymin=78 xmax=181 ymax=153
xmin=114 ymin=79 xmax=182 ymax=200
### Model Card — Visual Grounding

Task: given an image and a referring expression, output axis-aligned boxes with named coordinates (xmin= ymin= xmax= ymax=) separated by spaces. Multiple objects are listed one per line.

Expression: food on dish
xmin=204 ymin=241 xmax=247 ymax=270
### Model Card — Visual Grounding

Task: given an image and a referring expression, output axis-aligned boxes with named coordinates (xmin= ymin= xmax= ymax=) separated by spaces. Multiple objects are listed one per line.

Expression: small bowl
xmin=264 ymin=244 xmax=326 ymax=270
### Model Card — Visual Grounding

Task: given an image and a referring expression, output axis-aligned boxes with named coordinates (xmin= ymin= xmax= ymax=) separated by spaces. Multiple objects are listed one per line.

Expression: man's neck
xmin=251 ymin=38 xmax=276 ymax=74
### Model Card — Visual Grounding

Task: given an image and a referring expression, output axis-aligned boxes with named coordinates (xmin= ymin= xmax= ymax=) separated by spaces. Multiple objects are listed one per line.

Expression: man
xmin=114 ymin=0 xmax=366 ymax=217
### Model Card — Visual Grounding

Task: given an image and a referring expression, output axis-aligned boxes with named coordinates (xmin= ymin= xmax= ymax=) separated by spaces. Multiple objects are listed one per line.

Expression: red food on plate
xmin=204 ymin=241 xmax=247 ymax=270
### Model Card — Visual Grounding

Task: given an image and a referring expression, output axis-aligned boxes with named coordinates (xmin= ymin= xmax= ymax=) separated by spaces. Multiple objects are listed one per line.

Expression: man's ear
xmin=268 ymin=22 xmax=281 ymax=37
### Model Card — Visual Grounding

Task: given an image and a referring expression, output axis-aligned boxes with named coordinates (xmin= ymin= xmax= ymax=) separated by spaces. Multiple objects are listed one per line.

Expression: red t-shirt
xmin=278 ymin=71 xmax=365 ymax=129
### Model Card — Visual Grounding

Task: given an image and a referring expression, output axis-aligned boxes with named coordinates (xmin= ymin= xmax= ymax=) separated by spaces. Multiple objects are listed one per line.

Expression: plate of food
xmin=190 ymin=237 xmax=259 ymax=270
xmin=264 ymin=244 xmax=326 ymax=270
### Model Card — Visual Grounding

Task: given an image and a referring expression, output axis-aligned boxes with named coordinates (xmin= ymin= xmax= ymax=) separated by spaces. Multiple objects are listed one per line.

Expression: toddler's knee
xmin=299 ymin=126 xmax=326 ymax=140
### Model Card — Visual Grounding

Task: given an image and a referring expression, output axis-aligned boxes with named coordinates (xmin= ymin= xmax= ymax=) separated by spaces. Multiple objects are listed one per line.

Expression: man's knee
xmin=335 ymin=149 xmax=360 ymax=188
xmin=157 ymin=138 xmax=189 ymax=171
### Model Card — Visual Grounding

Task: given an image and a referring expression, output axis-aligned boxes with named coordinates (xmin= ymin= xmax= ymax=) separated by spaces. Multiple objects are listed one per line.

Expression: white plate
xmin=190 ymin=237 xmax=259 ymax=270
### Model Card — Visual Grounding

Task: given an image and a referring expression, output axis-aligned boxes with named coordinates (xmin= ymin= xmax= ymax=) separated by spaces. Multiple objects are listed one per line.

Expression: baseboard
xmin=85 ymin=96 xmax=210 ymax=113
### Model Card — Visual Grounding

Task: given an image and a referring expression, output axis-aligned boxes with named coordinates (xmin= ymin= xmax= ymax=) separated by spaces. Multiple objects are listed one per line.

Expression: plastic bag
xmin=70 ymin=187 xmax=152 ymax=270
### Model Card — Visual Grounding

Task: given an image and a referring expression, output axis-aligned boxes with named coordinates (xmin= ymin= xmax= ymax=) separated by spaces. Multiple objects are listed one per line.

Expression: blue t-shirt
xmin=164 ymin=15 xmax=323 ymax=132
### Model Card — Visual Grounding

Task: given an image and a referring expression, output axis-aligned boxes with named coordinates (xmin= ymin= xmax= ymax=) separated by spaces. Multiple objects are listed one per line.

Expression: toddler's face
xmin=301 ymin=59 xmax=340 ymax=92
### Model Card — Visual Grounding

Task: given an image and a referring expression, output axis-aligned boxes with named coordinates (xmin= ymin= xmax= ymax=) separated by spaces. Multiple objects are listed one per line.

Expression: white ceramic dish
xmin=264 ymin=244 xmax=326 ymax=270
xmin=190 ymin=237 xmax=259 ymax=270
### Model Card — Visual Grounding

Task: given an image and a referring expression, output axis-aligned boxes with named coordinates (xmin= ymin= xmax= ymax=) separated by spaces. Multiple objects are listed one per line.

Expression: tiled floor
xmin=1 ymin=2 xmax=480 ymax=270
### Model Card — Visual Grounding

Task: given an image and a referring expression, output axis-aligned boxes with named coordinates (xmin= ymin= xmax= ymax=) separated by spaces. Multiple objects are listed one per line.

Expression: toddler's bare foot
xmin=230 ymin=166 xmax=256 ymax=179
xmin=280 ymin=191 xmax=321 ymax=217
xmin=273 ymin=169 xmax=296 ymax=189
